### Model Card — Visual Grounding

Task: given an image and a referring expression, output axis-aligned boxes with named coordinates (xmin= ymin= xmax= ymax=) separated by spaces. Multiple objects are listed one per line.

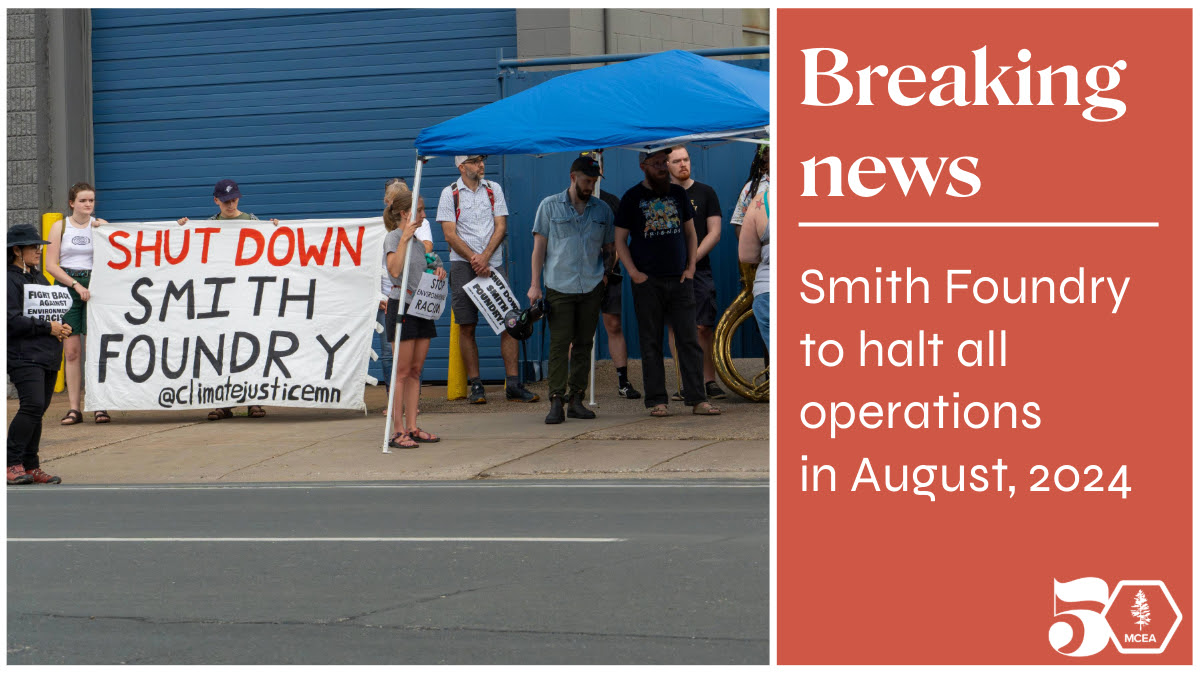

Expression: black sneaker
xmin=505 ymin=384 xmax=540 ymax=403
xmin=671 ymin=390 xmax=684 ymax=401
xmin=468 ymin=381 xmax=487 ymax=404
xmin=705 ymin=381 xmax=727 ymax=400
xmin=617 ymin=382 xmax=641 ymax=399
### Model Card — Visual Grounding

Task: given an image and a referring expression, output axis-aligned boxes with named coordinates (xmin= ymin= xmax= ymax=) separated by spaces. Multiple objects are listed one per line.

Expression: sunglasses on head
xmin=385 ymin=177 xmax=407 ymax=188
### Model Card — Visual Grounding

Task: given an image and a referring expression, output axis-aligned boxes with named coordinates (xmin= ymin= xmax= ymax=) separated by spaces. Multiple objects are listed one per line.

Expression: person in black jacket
xmin=7 ymin=224 xmax=71 ymax=485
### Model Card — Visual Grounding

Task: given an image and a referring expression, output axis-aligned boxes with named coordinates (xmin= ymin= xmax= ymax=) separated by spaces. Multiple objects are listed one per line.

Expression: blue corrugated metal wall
xmin=501 ymin=58 xmax=770 ymax=367
xmin=89 ymin=8 xmax=517 ymax=383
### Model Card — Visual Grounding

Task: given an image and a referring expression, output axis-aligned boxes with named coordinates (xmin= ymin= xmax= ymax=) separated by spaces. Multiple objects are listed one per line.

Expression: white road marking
xmin=7 ymin=482 xmax=766 ymax=492
xmin=8 ymin=537 xmax=625 ymax=543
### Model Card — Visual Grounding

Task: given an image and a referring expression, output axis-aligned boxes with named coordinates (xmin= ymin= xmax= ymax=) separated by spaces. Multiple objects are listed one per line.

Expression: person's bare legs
xmin=697 ymin=324 xmax=716 ymax=383
xmin=391 ymin=339 xmax=417 ymax=437
xmin=603 ymin=313 xmax=627 ymax=367
xmin=501 ymin=332 xmax=518 ymax=377
xmin=404 ymin=339 xmax=431 ymax=433
xmin=63 ymin=334 xmax=82 ymax=411
xmin=458 ymin=323 xmax=480 ymax=379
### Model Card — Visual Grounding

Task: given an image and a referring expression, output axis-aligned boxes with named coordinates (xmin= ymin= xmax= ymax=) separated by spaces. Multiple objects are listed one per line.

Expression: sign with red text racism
xmin=84 ymin=218 xmax=384 ymax=411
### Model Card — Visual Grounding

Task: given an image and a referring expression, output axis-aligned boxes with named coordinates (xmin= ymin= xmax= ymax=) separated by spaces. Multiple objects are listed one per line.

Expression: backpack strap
xmin=451 ymin=179 xmax=496 ymax=223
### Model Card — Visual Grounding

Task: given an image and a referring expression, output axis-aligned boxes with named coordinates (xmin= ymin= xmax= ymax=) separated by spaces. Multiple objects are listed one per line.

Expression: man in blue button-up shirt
xmin=529 ymin=156 xmax=615 ymax=424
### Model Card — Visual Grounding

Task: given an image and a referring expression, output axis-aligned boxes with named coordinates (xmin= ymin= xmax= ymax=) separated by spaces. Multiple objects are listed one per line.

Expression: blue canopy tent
xmin=382 ymin=50 xmax=767 ymax=447
xmin=414 ymin=49 xmax=768 ymax=156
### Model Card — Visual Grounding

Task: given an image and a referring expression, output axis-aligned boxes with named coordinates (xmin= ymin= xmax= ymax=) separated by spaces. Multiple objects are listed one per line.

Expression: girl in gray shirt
xmin=382 ymin=186 xmax=445 ymax=450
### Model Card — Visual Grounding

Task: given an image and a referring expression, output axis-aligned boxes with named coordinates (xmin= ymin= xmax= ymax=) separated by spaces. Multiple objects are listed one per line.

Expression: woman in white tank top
xmin=44 ymin=182 xmax=111 ymax=425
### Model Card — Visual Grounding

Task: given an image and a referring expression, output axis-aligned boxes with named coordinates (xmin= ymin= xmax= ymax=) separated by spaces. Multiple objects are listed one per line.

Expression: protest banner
xmin=24 ymin=286 xmax=72 ymax=322
xmin=463 ymin=268 xmax=520 ymax=335
xmin=84 ymin=218 xmax=384 ymax=411
xmin=406 ymin=271 xmax=448 ymax=321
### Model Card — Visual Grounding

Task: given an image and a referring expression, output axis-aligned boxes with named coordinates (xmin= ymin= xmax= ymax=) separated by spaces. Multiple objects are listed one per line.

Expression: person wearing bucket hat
xmin=44 ymin=182 xmax=112 ymax=425
xmin=7 ymin=224 xmax=71 ymax=485
xmin=176 ymin=179 xmax=279 ymax=420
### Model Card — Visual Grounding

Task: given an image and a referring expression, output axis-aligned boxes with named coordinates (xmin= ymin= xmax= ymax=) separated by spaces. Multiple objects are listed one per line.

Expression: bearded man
xmin=613 ymin=149 xmax=721 ymax=417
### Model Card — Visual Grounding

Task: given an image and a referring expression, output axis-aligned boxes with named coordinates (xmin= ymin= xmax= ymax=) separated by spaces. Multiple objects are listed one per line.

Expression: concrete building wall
xmin=517 ymin=8 xmax=765 ymax=60
xmin=6 ymin=8 xmax=92 ymax=230
xmin=8 ymin=8 xmax=45 ymax=228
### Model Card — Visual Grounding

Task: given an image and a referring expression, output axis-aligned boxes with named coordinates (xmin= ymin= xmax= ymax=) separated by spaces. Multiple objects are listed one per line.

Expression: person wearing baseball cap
xmin=175 ymin=179 xmax=278 ymax=420
xmin=528 ymin=155 xmax=614 ymax=423
xmin=7 ymin=224 xmax=71 ymax=484
xmin=437 ymin=154 xmax=539 ymax=404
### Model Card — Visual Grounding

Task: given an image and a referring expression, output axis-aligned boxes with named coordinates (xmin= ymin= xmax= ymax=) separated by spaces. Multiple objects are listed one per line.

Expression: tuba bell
xmin=714 ymin=262 xmax=769 ymax=401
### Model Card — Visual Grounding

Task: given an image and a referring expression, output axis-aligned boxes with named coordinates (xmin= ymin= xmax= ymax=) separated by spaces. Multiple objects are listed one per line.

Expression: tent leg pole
xmin=589 ymin=342 xmax=597 ymax=407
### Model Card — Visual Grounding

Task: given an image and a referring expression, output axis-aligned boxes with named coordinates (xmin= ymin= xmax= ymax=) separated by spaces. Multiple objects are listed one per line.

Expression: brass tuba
xmin=714 ymin=262 xmax=769 ymax=401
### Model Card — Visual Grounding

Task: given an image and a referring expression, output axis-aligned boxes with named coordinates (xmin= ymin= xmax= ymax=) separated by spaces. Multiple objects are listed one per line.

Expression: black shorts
xmin=692 ymin=267 xmax=718 ymax=327
xmin=450 ymin=261 xmax=508 ymax=326
xmin=601 ymin=274 xmax=623 ymax=315
xmin=386 ymin=298 xmax=438 ymax=342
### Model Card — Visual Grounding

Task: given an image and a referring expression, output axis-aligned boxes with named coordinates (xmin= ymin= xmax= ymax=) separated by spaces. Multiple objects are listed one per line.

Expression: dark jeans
xmin=631 ymin=276 xmax=704 ymax=407
xmin=546 ymin=282 xmax=605 ymax=398
xmin=7 ymin=364 xmax=56 ymax=469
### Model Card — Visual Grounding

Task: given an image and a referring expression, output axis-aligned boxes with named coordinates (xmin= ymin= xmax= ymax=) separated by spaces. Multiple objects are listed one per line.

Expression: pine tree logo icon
xmin=1130 ymin=589 xmax=1152 ymax=631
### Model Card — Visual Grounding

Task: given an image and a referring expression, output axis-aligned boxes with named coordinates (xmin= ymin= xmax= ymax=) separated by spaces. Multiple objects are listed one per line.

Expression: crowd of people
xmin=6 ymin=143 xmax=771 ymax=478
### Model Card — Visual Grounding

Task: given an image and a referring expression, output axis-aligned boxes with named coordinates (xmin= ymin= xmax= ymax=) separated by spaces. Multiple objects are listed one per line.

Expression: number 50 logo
xmin=1050 ymin=577 xmax=1182 ymax=656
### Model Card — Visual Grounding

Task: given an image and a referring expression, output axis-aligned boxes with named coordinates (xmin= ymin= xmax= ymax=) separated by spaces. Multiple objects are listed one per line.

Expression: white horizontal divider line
xmin=798 ymin=222 xmax=1159 ymax=228
xmin=8 ymin=537 xmax=626 ymax=543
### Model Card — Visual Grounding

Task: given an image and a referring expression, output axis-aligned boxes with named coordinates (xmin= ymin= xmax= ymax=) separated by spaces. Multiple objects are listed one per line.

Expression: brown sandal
xmin=93 ymin=410 xmax=111 ymax=424
xmin=207 ymin=407 xmax=234 ymax=421
xmin=649 ymin=404 xmax=670 ymax=417
xmin=248 ymin=405 xmax=267 ymax=418
xmin=693 ymin=401 xmax=722 ymax=415
xmin=411 ymin=427 xmax=439 ymax=443
xmin=60 ymin=409 xmax=83 ymax=425
xmin=388 ymin=432 xmax=419 ymax=450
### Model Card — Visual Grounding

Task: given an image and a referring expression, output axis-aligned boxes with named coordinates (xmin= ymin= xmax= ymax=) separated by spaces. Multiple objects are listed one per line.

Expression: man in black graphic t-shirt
xmin=614 ymin=149 xmax=721 ymax=417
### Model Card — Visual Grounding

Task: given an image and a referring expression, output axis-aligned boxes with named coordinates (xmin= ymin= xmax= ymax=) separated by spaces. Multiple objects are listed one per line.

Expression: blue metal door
xmin=90 ymin=8 xmax=517 ymax=382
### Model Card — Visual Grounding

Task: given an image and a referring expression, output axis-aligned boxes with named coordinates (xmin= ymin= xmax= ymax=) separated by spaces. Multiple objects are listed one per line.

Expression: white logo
xmin=1130 ymin=590 xmax=1151 ymax=631
xmin=1050 ymin=578 xmax=1181 ymax=656
xmin=225 ymin=185 xmax=233 ymax=193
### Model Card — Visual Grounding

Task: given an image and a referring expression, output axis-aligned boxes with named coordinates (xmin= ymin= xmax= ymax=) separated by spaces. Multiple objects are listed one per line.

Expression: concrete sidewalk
xmin=8 ymin=359 xmax=769 ymax=483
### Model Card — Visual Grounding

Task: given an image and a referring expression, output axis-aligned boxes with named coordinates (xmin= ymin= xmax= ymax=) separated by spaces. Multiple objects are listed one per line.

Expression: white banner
xmin=463 ymin=268 xmax=520 ymax=335
xmin=406 ymin=271 xmax=448 ymax=321
xmin=24 ymin=286 xmax=72 ymax=322
xmin=85 ymin=218 xmax=384 ymax=411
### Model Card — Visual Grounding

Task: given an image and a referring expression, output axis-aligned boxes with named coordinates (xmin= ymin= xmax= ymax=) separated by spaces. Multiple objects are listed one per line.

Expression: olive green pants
xmin=546 ymin=282 xmax=605 ymax=398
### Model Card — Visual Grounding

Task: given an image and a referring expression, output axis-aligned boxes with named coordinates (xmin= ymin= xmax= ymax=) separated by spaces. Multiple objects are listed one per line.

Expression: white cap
xmin=454 ymin=155 xmax=469 ymax=167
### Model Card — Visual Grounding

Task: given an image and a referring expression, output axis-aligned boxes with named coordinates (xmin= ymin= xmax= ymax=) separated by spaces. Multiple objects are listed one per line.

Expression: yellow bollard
xmin=446 ymin=309 xmax=467 ymax=400
xmin=41 ymin=213 xmax=62 ymax=284
xmin=41 ymin=213 xmax=66 ymax=393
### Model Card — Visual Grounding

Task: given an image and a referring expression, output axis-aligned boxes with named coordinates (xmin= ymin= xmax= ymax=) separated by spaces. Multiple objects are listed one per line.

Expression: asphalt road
xmin=8 ymin=481 xmax=768 ymax=664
